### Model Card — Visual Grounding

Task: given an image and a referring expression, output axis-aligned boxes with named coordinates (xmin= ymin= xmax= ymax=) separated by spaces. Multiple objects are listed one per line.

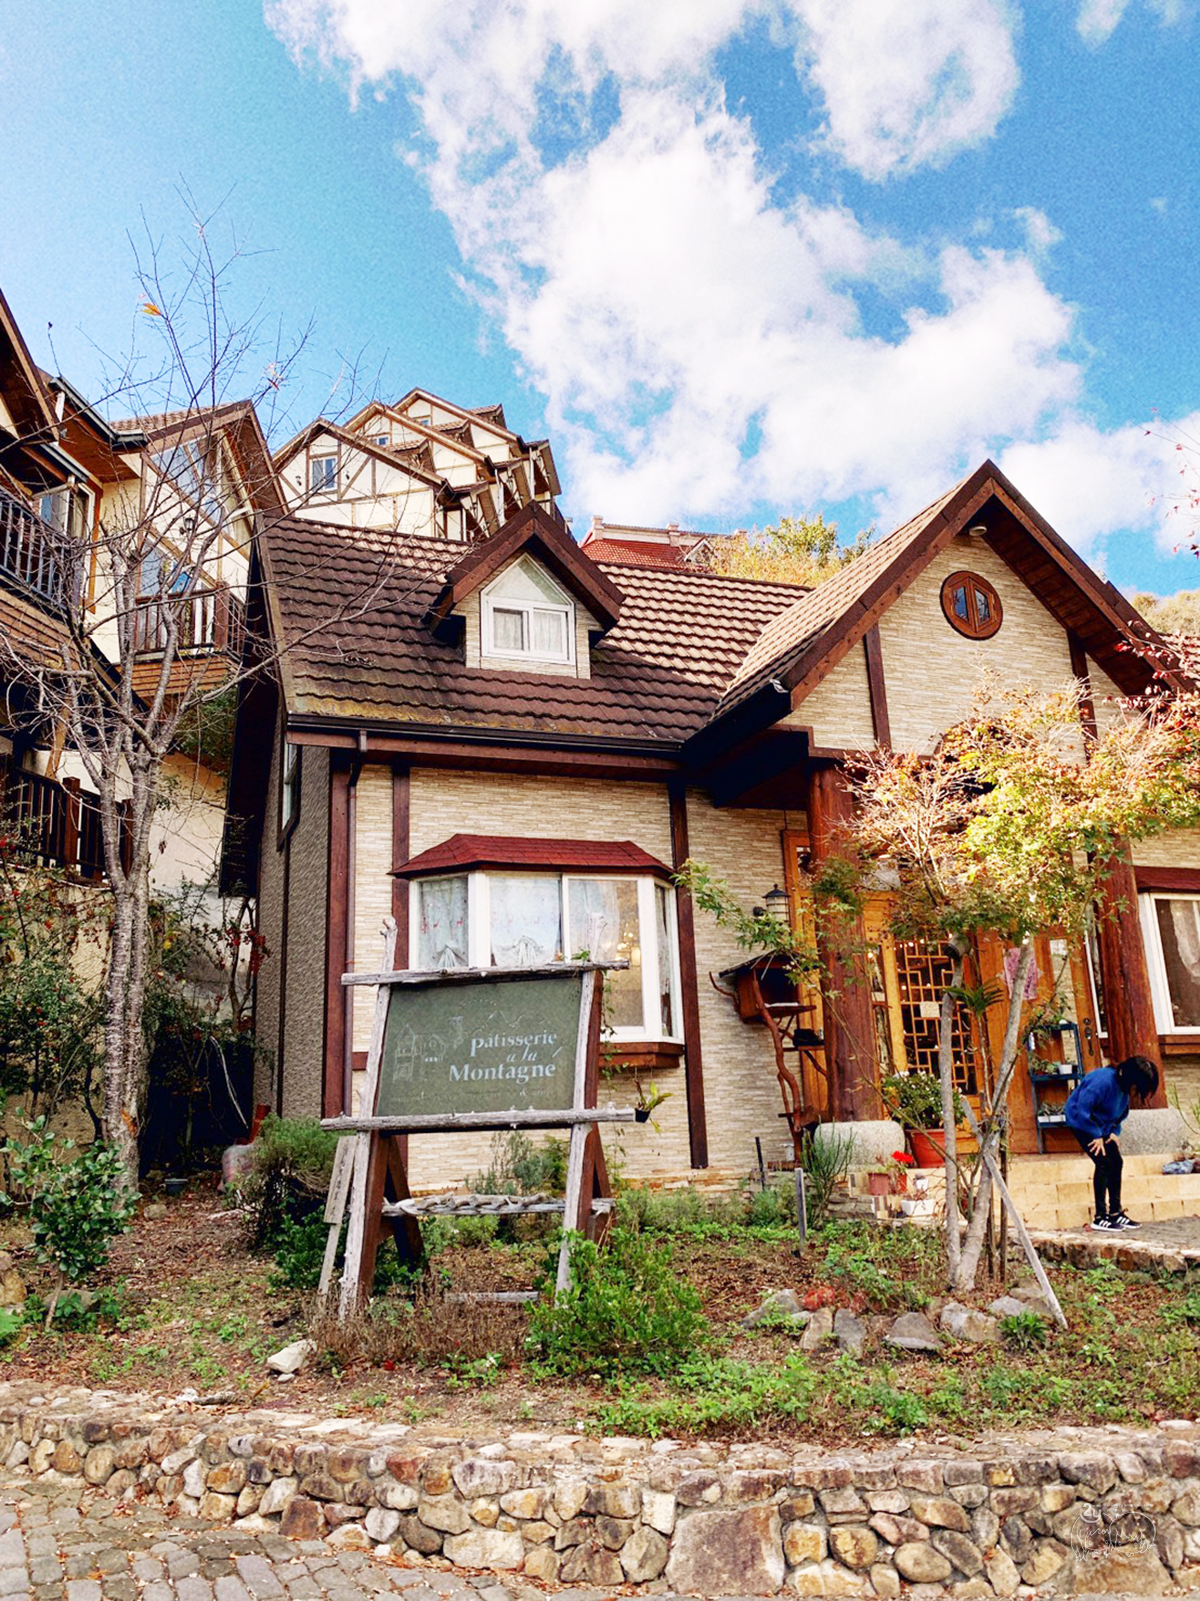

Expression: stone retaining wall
xmin=1 ymin=1385 xmax=1198 ymax=1597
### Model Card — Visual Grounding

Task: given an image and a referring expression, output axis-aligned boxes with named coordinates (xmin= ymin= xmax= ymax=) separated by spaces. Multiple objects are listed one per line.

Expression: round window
xmin=940 ymin=571 xmax=1002 ymax=640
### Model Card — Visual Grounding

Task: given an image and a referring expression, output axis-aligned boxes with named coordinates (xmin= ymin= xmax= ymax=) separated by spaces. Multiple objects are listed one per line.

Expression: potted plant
xmin=633 ymin=1080 xmax=672 ymax=1128
xmin=887 ymin=1150 xmax=914 ymax=1194
xmin=865 ymin=1163 xmax=891 ymax=1197
xmin=881 ymin=1072 xmax=966 ymax=1169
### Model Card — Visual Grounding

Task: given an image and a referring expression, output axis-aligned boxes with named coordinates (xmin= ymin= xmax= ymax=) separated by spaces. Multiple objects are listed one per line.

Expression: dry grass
xmin=308 ymin=1289 xmax=528 ymax=1374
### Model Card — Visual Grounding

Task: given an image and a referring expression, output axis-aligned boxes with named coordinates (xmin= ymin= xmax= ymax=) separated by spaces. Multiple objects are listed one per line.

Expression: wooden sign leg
xmin=578 ymin=1126 xmax=613 ymax=1247
xmin=318 ymin=1137 xmax=356 ymax=1299
xmin=555 ymin=1121 xmax=588 ymax=1297
xmin=383 ymin=1137 xmax=427 ymax=1273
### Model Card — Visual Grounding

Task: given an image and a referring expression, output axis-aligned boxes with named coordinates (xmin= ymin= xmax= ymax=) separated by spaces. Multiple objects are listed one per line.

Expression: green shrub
xmin=1 ymin=1118 xmax=136 ymax=1285
xmin=799 ymin=1128 xmax=853 ymax=1230
xmin=469 ymin=1130 xmax=568 ymax=1196
xmin=240 ymin=1116 xmax=338 ymax=1248
xmin=269 ymin=1212 xmax=330 ymax=1291
xmin=528 ymin=1227 xmax=707 ymax=1377
xmin=598 ymin=1351 xmax=817 ymax=1435
xmin=1001 ymin=1310 xmax=1048 ymax=1350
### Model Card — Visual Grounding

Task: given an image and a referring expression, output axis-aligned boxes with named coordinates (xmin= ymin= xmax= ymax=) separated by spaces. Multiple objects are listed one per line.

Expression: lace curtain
xmin=1157 ymin=898 xmax=1200 ymax=1027
xmin=490 ymin=875 xmax=562 ymax=967
xmin=416 ymin=876 xmax=468 ymax=970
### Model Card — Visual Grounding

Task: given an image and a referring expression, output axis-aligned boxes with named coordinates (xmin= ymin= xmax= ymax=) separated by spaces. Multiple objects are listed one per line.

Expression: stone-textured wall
xmin=282 ymin=746 xmax=330 ymax=1119
xmin=876 ymin=535 xmax=1081 ymax=757
xmin=253 ymin=718 xmax=284 ymax=1113
xmin=2 ymin=1387 xmax=1197 ymax=1597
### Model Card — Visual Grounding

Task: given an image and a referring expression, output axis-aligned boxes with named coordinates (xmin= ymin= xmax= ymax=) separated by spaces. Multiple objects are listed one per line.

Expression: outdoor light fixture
xmin=967 ymin=524 xmax=988 ymax=538
xmin=762 ymin=883 xmax=789 ymax=918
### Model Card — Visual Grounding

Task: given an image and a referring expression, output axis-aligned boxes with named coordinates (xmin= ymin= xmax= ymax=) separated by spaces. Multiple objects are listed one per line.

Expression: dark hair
xmin=1114 ymin=1055 xmax=1159 ymax=1105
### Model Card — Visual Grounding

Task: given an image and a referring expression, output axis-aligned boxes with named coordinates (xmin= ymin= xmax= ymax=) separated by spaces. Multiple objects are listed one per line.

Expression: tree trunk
xmin=938 ymin=937 xmax=968 ymax=1284
xmin=953 ymin=937 xmax=1033 ymax=1294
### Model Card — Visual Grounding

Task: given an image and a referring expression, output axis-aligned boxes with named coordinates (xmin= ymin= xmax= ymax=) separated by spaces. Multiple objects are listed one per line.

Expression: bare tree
xmin=1 ymin=206 xmax=427 ymax=1184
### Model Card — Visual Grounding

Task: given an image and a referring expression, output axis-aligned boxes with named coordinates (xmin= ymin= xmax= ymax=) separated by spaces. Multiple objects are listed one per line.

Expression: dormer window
xmin=309 ymin=454 xmax=337 ymax=493
xmin=482 ymin=557 xmax=574 ymax=666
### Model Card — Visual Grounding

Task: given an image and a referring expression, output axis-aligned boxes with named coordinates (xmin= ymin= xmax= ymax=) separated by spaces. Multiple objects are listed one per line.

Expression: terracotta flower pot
xmin=867 ymin=1172 xmax=890 ymax=1196
xmin=889 ymin=1172 xmax=908 ymax=1195
xmin=908 ymin=1130 xmax=945 ymax=1168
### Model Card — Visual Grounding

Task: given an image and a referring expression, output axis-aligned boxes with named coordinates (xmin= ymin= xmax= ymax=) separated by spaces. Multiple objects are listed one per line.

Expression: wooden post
xmin=62 ymin=776 xmax=81 ymax=876
xmin=324 ymin=761 xmax=352 ymax=1119
xmin=668 ymin=780 xmax=708 ymax=1167
xmin=1095 ymin=841 xmax=1165 ymax=1103
xmin=806 ymin=764 xmax=878 ymax=1121
xmin=339 ymin=918 xmax=398 ymax=1318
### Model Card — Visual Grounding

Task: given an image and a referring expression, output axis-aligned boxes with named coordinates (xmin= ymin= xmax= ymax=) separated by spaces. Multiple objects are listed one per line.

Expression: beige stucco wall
xmin=877 ymin=534 xmax=1078 ymax=753
xmin=785 ymin=638 xmax=876 ymax=750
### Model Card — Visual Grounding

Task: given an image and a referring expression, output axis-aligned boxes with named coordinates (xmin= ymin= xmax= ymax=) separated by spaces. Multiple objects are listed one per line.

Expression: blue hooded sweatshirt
xmin=1063 ymin=1067 xmax=1129 ymax=1142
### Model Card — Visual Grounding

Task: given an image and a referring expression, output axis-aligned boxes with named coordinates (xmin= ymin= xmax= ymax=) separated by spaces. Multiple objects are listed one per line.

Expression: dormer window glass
xmin=482 ymin=557 xmax=574 ymax=665
xmin=309 ymin=454 xmax=337 ymax=493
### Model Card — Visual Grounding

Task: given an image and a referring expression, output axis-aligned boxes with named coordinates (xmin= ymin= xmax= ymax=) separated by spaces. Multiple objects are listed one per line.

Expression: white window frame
xmin=410 ymin=869 xmax=682 ymax=1043
xmin=1141 ymin=891 xmax=1200 ymax=1034
xmin=481 ymin=564 xmax=575 ymax=667
xmin=309 ymin=453 xmax=338 ymax=494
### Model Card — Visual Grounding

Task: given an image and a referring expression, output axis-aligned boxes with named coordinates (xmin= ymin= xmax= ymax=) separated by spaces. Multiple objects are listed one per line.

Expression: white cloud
xmin=999 ymin=414 xmax=1200 ymax=555
xmin=1013 ymin=206 xmax=1062 ymax=254
xmin=1076 ymin=0 xmax=1192 ymax=44
xmin=271 ymin=0 xmax=1196 ymax=558
xmin=791 ymin=0 xmax=1019 ymax=178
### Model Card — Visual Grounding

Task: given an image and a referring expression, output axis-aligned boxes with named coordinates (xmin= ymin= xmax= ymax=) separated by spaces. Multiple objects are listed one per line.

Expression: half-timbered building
xmin=225 ymin=458 xmax=1200 ymax=1202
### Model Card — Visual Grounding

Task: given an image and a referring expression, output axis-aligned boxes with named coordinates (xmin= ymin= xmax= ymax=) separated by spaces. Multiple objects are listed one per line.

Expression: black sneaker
xmin=1088 ymin=1216 xmax=1117 ymax=1231
xmin=1109 ymin=1212 xmax=1141 ymax=1230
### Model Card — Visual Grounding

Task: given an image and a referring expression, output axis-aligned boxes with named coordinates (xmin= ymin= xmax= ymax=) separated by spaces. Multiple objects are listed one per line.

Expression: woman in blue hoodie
xmin=1063 ymin=1056 xmax=1159 ymax=1231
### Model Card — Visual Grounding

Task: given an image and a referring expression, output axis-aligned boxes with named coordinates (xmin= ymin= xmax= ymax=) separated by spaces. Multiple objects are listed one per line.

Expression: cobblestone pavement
xmin=0 ymin=1472 xmax=1165 ymax=1601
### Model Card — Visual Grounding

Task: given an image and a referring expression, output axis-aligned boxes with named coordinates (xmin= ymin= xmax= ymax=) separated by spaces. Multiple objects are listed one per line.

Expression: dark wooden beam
xmin=1068 ymin=633 xmax=1098 ymax=747
xmin=285 ymin=729 xmax=679 ymax=782
xmin=324 ymin=760 xmax=352 ymax=1120
xmin=1095 ymin=840 xmax=1164 ymax=1102
xmin=806 ymin=764 xmax=879 ymax=1122
xmin=1135 ymin=865 xmax=1200 ymax=895
xmin=669 ymin=779 xmax=708 ymax=1168
xmin=863 ymin=624 xmax=891 ymax=748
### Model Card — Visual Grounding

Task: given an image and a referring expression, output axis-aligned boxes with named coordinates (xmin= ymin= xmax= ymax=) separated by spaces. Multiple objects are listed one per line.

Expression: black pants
xmin=1073 ymin=1131 xmax=1122 ymax=1218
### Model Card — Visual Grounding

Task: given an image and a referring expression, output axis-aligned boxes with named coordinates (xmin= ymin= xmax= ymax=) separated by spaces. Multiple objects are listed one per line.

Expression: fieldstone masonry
xmin=0 ymin=1384 xmax=1197 ymax=1596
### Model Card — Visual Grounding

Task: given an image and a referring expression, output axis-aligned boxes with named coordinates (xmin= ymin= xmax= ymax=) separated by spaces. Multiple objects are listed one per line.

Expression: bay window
xmin=1142 ymin=892 xmax=1200 ymax=1032
xmin=413 ymin=870 xmax=681 ymax=1041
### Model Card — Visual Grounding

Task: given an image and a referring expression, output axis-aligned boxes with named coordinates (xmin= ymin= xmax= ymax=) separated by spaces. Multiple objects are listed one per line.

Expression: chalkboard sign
xmin=376 ymin=969 xmax=584 ymax=1118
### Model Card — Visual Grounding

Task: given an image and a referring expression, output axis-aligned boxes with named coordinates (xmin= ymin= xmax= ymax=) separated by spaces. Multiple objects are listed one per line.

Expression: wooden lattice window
xmin=892 ymin=937 xmax=980 ymax=1094
xmin=941 ymin=571 xmax=1002 ymax=640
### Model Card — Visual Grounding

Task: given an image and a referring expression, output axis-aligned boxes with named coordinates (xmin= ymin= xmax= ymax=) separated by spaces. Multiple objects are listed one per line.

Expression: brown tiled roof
xmin=107 ymin=399 xmax=255 ymax=437
xmin=580 ymin=538 xmax=692 ymax=569
xmin=394 ymin=834 xmax=669 ymax=878
xmin=263 ymin=516 xmax=805 ymax=747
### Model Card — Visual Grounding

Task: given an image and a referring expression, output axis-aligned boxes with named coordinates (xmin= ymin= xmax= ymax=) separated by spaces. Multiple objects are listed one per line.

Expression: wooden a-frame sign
xmin=320 ymin=919 xmax=636 ymax=1317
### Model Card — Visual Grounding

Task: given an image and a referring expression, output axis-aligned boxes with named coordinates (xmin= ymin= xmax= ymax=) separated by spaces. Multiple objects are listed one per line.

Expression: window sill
xmin=1160 ymin=1034 xmax=1200 ymax=1056
xmin=601 ymin=1041 xmax=684 ymax=1072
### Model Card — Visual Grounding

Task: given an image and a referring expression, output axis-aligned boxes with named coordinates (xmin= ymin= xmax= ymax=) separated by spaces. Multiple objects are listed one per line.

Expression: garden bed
xmin=0 ymin=1176 xmax=1196 ymax=1445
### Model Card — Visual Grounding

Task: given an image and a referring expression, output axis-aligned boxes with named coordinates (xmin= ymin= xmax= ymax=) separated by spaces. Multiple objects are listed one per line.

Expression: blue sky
xmin=2 ymin=1 xmax=1199 ymax=598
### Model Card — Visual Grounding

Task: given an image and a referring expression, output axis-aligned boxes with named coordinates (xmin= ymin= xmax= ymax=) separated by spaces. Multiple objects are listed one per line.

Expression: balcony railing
xmin=132 ymin=584 xmax=246 ymax=659
xmin=2 ymin=765 xmax=126 ymax=883
xmin=0 ymin=490 xmax=66 ymax=611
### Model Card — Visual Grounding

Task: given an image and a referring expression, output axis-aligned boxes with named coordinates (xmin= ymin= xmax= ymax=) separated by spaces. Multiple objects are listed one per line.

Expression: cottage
xmin=224 ymin=457 xmax=1200 ymax=1191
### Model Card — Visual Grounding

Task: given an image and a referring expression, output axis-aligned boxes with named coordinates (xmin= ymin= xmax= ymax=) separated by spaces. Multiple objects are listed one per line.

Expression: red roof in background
xmin=581 ymin=537 xmax=693 ymax=569
xmin=393 ymin=833 xmax=671 ymax=878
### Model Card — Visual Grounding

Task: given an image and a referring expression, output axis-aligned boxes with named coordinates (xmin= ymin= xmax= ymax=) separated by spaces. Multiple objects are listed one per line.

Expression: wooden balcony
xmin=132 ymin=584 xmax=246 ymax=658
xmin=131 ymin=584 xmax=246 ymax=698
xmin=1 ymin=764 xmax=126 ymax=883
xmin=0 ymin=490 xmax=66 ymax=612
